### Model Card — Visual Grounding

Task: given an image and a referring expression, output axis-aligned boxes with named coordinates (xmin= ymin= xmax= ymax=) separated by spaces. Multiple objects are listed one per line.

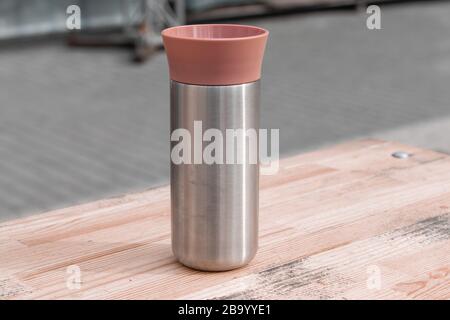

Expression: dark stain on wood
xmin=215 ymin=214 xmax=449 ymax=300
xmin=215 ymin=257 xmax=352 ymax=300
xmin=0 ymin=277 xmax=32 ymax=299
xmin=390 ymin=213 xmax=449 ymax=244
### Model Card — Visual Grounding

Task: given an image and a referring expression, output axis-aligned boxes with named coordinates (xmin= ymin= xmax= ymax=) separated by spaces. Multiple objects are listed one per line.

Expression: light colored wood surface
xmin=1 ymin=139 xmax=449 ymax=300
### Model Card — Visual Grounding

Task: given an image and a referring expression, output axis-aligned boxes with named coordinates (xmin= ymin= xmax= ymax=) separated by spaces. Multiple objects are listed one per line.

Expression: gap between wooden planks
xmin=0 ymin=139 xmax=449 ymax=299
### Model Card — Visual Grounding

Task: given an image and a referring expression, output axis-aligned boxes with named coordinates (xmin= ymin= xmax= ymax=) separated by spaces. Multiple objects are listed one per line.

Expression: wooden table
xmin=1 ymin=139 xmax=449 ymax=300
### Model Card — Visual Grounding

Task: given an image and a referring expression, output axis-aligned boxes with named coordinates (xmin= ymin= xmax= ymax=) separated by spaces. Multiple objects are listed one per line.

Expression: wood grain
xmin=0 ymin=139 xmax=449 ymax=300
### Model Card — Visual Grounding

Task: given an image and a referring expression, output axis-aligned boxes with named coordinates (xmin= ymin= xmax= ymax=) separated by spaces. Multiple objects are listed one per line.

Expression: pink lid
xmin=162 ymin=24 xmax=268 ymax=86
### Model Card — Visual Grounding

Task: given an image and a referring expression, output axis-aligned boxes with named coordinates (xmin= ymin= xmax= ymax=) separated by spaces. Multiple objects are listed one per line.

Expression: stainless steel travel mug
xmin=162 ymin=24 xmax=268 ymax=271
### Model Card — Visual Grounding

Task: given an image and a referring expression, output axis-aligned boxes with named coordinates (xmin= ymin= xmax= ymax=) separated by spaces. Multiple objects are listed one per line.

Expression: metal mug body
xmin=170 ymin=80 xmax=260 ymax=271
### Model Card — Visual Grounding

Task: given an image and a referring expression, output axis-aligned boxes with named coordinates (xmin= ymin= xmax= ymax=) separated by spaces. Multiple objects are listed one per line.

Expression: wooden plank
xmin=0 ymin=139 xmax=449 ymax=300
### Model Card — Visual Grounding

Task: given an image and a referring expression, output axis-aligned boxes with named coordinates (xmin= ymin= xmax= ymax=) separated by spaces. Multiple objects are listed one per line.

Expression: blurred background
xmin=1 ymin=0 xmax=449 ymax=221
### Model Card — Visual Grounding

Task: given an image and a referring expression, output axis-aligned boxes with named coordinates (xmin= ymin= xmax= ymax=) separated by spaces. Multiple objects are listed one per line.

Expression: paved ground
xmin=1 ymin=1 xmax=450 ymax=221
